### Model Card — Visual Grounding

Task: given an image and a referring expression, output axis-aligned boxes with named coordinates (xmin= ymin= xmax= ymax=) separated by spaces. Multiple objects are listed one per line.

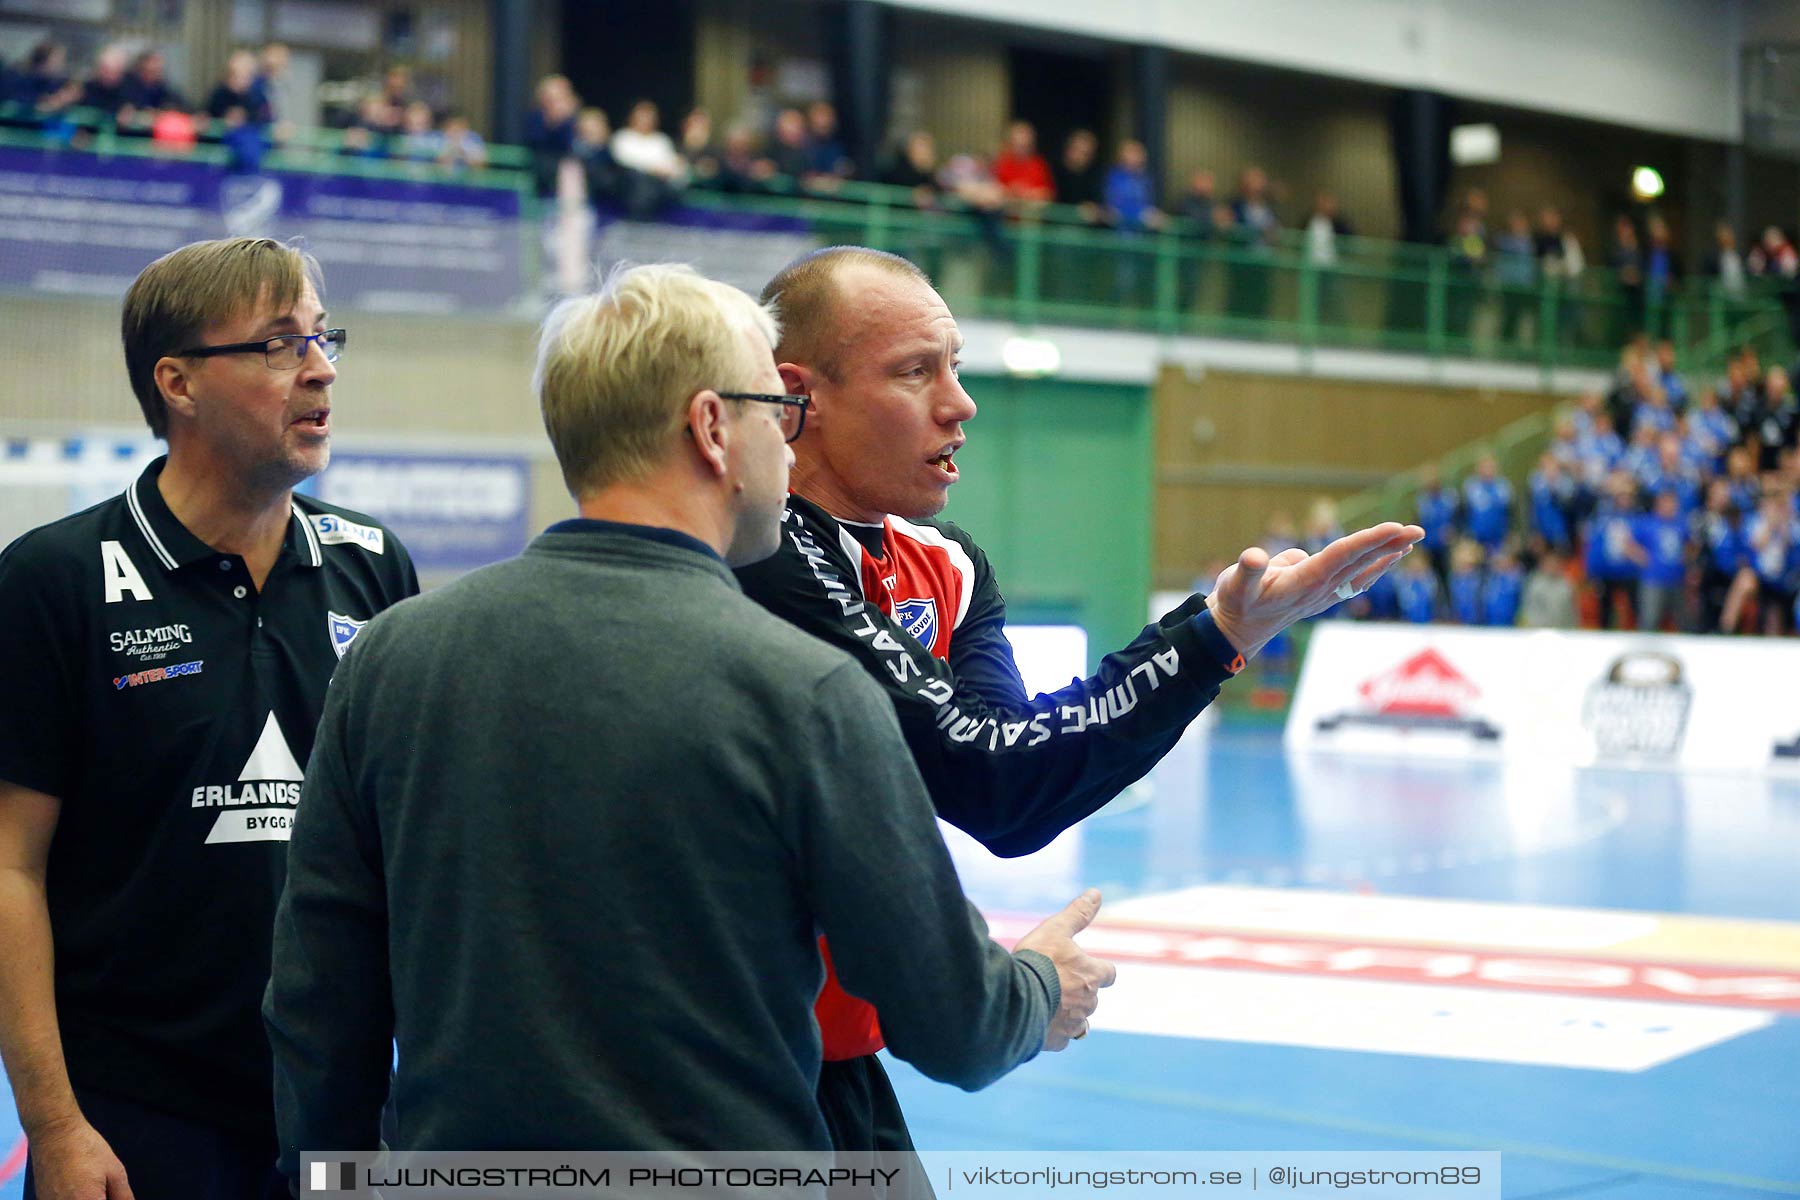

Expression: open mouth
xmin=930 ymin=445 xmax=961 ymax=477
xmin=293 ymin=409 xmax=330 ymax=428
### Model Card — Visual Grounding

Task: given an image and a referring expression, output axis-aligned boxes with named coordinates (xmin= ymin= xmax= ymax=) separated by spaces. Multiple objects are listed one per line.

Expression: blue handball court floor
xmin=3 ymin=720 xmax=1797 ymax=1198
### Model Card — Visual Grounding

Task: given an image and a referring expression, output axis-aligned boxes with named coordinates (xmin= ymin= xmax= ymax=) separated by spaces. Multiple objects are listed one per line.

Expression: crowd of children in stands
xmin=1324 ymin=336 xmax=1800 ymax=635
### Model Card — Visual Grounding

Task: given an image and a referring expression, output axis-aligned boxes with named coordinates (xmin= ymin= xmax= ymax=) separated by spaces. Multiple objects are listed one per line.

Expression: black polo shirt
xmin=0 ymin=456 xmax=417 ymax=1138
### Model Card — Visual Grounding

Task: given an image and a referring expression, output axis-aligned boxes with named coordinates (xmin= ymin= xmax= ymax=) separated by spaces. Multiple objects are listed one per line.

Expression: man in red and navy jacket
xmin=736 ymin=246 xmax=1423 ymax=1153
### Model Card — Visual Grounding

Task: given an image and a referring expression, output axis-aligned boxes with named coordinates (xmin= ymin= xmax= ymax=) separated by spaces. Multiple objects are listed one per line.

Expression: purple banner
xmin=0 ymin=146 xmax=523 ymax=311
xmin=305 ymin=452 xmax=532 ymax=574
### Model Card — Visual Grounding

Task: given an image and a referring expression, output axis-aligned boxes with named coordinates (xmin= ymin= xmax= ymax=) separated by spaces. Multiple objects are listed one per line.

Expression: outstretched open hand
xmin=1205 ymin=522 xmax=1424 ymax=659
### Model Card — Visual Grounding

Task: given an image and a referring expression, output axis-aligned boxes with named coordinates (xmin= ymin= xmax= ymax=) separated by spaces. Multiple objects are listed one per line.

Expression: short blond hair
xmin=536 ymin=264 xmax=780 ymax=497
xmin=122 ymin=238 xmax=321 ymax=437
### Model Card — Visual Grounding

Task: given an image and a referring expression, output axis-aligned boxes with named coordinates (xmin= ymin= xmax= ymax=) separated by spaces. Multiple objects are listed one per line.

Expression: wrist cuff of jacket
xmin=1188 ymin=608 xmax=1247 ymax=676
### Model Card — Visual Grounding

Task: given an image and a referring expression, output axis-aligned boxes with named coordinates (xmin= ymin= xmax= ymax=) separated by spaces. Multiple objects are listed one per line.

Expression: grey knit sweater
xmin=265 ymin=521 xmax=1056 ymax=1171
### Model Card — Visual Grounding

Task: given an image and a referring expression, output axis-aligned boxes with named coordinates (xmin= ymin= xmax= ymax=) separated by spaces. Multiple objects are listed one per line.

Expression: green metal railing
xmin=680 ymin=184 xmax=1792 ymax=377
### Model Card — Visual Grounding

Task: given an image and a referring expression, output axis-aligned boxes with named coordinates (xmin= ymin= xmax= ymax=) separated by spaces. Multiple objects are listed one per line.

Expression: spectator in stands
xmin=1228 ymin=166 xmax=1278 ymax=318
xmin=1644 ymin=215 xmax=1682 ymax=326
xmin=1587 ymin=471 xmax=1644 ymax=629
xmin=712 ymin=123 xmax=776 ymax=193
xmin=1447 ymin=209 xmax=1489 ymax=336
xmin=1747 ymin=226 xmax=1798 ymax=280
xmin=1725 ymin=444 xmax=1761 ymax=515
xmin=1695 ymin=478 xmax=1746 ymax=633
xmin=79 ymin=45 xmax=132 ymax=121
xmin=1053 ymin=129 xmax=1105 ymax=221
xmin=1179 ymin=169 xmax=1217 ymax=234
xmin=1394 ymin=551 xmax=1441 ymax=623
xmin=1718 ymin=355 xmax=1760 ymax=432
xmin=1745 ymin=488 xmax=1799 ymax=635
xmin=434 ymin=110 xmax=487 ymax=173
xmin=1548 ymin=412 xmax=1583 ymax=471
xmin=206 ymin=50 xmax=270 ymax=125
xmin=1175 ymin=168 xmax=1221 ymax=312
xmin=1519 ymin=550 xmax=1578 ymax=629
xmin=1632 ymin=375 xmax=1677 ymax=440
xmin=1482 ymin=545 xmax=1524 ymax=627
xmin=395 ymin=99 xmax=439 ymax=161
xmin=880 ymin=129 xmax=940 ymax=208
xmin=993 ymin=120 xmax=1054 ymax=206
xmin=218 ymin=102 xmax=270 ymax=173
xmin=1104 ymin=139 xmax=1162 ymax=302
xmin=525 ymin=74 xmax=579 ymax=197
xmin=1608 ymin=344 xmax=1665 ymax=437
xmin=1750 ymin=364 xmax=1799 ymax=472
xmin=1571 ymin=388 xmax=1605 ymax=436
xmin=1643 ymin=433 xmax=1702 ymax=515
xmin=1574 ymin=411 xmax=1625 ymax=492
xmin=1462 ymin=453 xmax=1513 ymax=552
xmin=939 ymin=151 xmax=1008 ymax=248
xmin=12 ymin=40 xmax=78 ymax=114
xmin=805 ymin=100 xmax=853 ymax=180
xmin=123 ymin=49 xmax=183 ymax=116
xmin=1737 ymin=343 xmax=1766 ymax=395
xmin=1493 ymin=211 xmax=1537 ymax=344
xmin=570 ymin=107 xmax=619 ymax=205
xmin=1534 ymin=205 xmax=1585 ymax=340
xmin=1634 ymin=489 xmax=1688 ymax=632
xmin=1703 ymin=221 xmax=1747 ymax=301
xmin=679 ymin=107 xmax=720 ymax=181
xmin=340 ymin=94 xmax=396 ymax=159
xmin=1456 ymin=187 xmax=1489 ymax=245
xmin=610 ymin=99 xmax=686 ymax=218
xmin=1232 ymin=165 xmax=1279 ymax=244
xmin=1415 ymin=464 xmax=1459 ymax=580
xmin=1447 ymin=539 xmax=1484 ymax=624
xmin=1528 ymin=452 xmax=1576 ymax=554
xmin=768 ymin=107 xmax=813 ymax=180
xmin=1609 ymin=214 xmax=1645 ymax=342
xmin=379 ymin=64 xmax=414 ymax=113
xmin=1653 ymin=338 xmax=1689 ymax=411
xmin=1306 ymin=192 xmax=1350 ymax=326
xmin=1619 ymin=420 xmax=1660 ymax=488
xmin=253 ymin=42 xmax=294 ymax=136
xmin=1685 ymin=384 xmax=1737 ymax=472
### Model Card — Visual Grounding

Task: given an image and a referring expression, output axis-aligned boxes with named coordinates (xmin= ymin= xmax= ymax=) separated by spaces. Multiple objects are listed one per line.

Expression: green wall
xmin=939 ymin=374 xmax=1154 ymax=669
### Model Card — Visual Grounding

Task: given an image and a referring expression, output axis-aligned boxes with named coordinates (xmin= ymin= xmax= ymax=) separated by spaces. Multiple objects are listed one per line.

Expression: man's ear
xmin=154 ymin=356 xmax=198 ymax=424
xmin=777 ymin=362 xmax=810 ymax=402
xmin=687 ymin=389 xmax=730 ymax=478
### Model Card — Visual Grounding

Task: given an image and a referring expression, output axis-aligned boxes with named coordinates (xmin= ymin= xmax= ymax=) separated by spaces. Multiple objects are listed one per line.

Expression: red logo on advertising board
xmin=1357 ymin=648 xmax=1479 ymax=716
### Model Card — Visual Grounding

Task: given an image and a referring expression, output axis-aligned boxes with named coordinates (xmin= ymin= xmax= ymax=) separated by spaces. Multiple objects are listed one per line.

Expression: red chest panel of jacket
xmin=817 ymin=516 xmax=974 ymax=1060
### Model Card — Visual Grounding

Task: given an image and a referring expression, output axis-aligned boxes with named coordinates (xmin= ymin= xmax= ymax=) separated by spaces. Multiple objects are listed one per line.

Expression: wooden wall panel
xmin=891 ymin=13 xmax=1008 ymax=160
xmin=693 ymin=0 xmax=825 ymax=134
xmin=1151 ymin=365 xmax=1560 ymax=588
xmin=1164 ymin=56 xmax=1399 ymax=238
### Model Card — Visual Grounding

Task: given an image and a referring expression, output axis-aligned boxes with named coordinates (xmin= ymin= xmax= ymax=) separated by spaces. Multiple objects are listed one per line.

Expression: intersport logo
xmin=1357 ymin=648 xmax=1479 ymax=716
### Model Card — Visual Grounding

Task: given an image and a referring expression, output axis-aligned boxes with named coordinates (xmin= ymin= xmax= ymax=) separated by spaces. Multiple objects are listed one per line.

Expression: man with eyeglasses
xmin=262 ymin=264 xmax=1108 ymax=1173
xmin=0 ymin=237 xmax=416 ymax=1200
xmin=738 ymin=245 xmax=1422 ymax=1154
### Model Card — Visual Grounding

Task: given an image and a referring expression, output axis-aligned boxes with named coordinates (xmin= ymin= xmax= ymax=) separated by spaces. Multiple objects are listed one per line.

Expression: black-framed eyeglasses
xmin=177 ymin=328 xmax=347 ymax=370
xmin=720 ymin=392 xmax=810 ymax=442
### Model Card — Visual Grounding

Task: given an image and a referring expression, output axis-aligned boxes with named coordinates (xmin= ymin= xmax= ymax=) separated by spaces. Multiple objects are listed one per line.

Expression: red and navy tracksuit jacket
xmin=736 ymin=493 xmax=1243 ymax=1061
